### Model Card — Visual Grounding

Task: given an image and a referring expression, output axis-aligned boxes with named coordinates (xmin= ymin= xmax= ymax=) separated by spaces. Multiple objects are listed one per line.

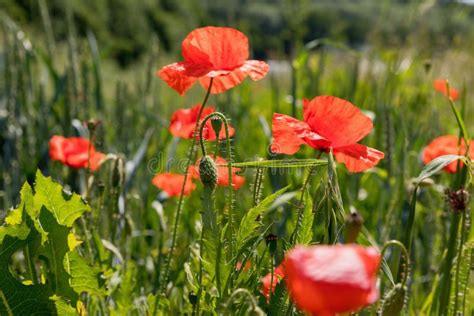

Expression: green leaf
xmin=236 ymin=186 xmax=289 ymax=250
xmin=415 ymin=155 xmax=466 ymax=184
xmin=33 ymin=170 xmax=91 ymax=227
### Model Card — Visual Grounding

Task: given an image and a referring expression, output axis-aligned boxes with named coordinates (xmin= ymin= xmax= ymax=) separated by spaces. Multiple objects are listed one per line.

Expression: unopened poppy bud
xmin=86 ymin=119 xmax=100 ymax=132
xmin=423 ymin=59 xmax=432 ymax=74
xmin=199 ymin=155 xmax=218 ymax=190
xmin=210 ymin=117 xmax=222 ymax=138
xmin=188 ymin=291 xmax=198 ymax=305
xmin=446 ymin=188 xmax=470 ymax=213
xmin=344 ymin=210 xmax=363 ymax=243
xmin=380 ymin=283 xmax=406 ymax=316
xmin=265 ymin=234 xmax=278 ymax=255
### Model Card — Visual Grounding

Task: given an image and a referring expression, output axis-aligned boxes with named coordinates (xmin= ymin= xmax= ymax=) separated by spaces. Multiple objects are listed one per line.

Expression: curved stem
xmin=381 ymin=240 xmax=409 ymax=287
xmin=160 ymin=78 xmax=214 ymax=296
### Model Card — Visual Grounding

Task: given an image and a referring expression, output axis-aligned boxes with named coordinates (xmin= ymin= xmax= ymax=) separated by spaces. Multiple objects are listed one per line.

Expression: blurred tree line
xmin=2 ymin=0 xmax=474 ymax=67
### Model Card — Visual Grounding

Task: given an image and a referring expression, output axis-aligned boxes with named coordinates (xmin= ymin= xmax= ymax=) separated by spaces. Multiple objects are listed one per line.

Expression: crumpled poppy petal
xmin=240 ymin=60 xmax=269 ymax=81
xmin=158 ymin=62 xmax=198 ymax=95
xmin=49 ymin=136 xmax=106 ymax=171
xmin=422 ymin=135 xmax=473 ymax=173
xmin=199 ymin=68 xmax=247 ymax=94
xmin=182 ymin=26 xmax=249 ymax=70
xmin=49 ymin=136 xmax=67 ymax=162
xmin=303 ymin=96 xmax=373 ymax=148
xmin=433 ymin=79 xmax=460 ymax=100
xmin=151 ymin=173 xmax=196 ymax=197
xmin=169 ymin=104 xmax=215 ymax=139
xmin=334 ymin=143 xmax=384 ymax=172
xmin=270 ymin=113 xmax=329 ymax=155
xmin=88 ymin=152 xmax=106 ymax=172
xmin=284 ymin=245 xmax=380 ymax=316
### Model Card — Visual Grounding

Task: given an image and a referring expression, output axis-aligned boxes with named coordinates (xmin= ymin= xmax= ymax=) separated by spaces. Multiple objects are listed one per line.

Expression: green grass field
xmin=0 ymin=1 xmax=473 ymax=315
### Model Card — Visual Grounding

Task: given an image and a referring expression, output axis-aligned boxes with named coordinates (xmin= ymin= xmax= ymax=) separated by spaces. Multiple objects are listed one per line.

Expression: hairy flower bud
xmin=344 ymin=210 xmax=363 ymax=243
xmin=199 ymin=155 xmax=218 ymax=190
xmin=210 ymin=117 xmax=223 ymax=138
xmin=380 ymin=283 xmax=406 ymax=316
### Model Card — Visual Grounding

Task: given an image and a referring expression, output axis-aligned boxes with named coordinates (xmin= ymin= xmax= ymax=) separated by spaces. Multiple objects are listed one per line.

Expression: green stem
xmin=161 ymin=78 xmax=214 ymax=296
xmin=24 ymin=244 xmax=38 ymax=284
xmin=453 ymin=211 xmax=467 ymax=313
xmin=195 ymin=227 xmax=205 ymax=316
xmin=0 ymin=290 xmax=13 ymax=316
xmin=382 ymin=240 xmax=409 ymax=287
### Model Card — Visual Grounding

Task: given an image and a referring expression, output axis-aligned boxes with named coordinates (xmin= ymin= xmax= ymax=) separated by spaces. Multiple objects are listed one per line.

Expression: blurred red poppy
xmin=158 ymin=26 xmax=269 ymax=95
xmin=151 ymin=173 xmax=196 ymax=197
xmin=261 ymin=264 xmax=285 ymax=300
xmin=235 ymin=261 xmax=251 ymax=272
xmin=49 ymin=136 xmax=105 ymax=171
xmin=270 ymin=96 xmax=384 ymax=172
xmin=433 ymin=79 xmax=459 ymax=100
xmin=190 ymin=155 xmax=245 ymax=190
xmin=169 ymin=103 xmax=235 ymax=140
xmin=284 ymin=244 xmax=380 ymax=316
xmin=422 ymin=135 xmax=473 ymax=173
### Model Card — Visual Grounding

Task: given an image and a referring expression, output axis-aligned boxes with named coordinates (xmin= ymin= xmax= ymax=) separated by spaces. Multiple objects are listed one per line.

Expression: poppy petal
xmin=199 ymin=68 xmax=247 ymax=94
xmin=284 ymin=245 xmax=381 ymax=316
xmin=433 ymin=79 xmax=460 ymax=100
xmin=241 ymin=60 xmax=269 ymax=81
xmin=49 ymin=136 xmax=67 ymax=163
xmin=334 ymin=143 xmax=384 ymax=172
xmin=270 ymin=113 xmax=329 ymax=155
xmin=182 ymin=26 xmax=249 ymax=70
xmin=151 ymin=173 xmax=196 ymax=197
xmin=169 ymin=104 xmax=215 ymax=139
xmin=303 ymin=96 xmax=373 ymax=148
xmin=158 ymin=62 xmax=198 ymax=95
xmin=422 ymin=135 xmax=473 ymax=173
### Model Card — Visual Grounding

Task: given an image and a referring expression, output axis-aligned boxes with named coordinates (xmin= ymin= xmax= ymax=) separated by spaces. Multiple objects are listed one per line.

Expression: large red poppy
xmin=422 ymin=135 xmax=473 ymax=173
xmin=151 ymin=173 xmax=196 ymax=197
xmin=433 ymin=79 xmax=459 ymax=100
xmin=158 ymin=27 xmax=269 ymax=95
xmin=270 ymin=96 xmax=384 ymax=172
xmin=169 ymin=103 xmax=235 ymax=140
xmin=190 ymin=155 xmax=245 ymax=190
xmin=284 ymin=244 xmax=380 ymax=316
xmin=261 ymin=264 xmax=285 ymax=300
xmin=49 ymin=136 xmax=106 ymax=171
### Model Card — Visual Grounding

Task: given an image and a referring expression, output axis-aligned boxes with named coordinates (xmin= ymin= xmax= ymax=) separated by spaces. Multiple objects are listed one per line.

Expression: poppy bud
xmin=265 ymin=234 xmax=278 ymax=255
xmin=380 ymin=283 xmax=406 ymax=316
xmin=344 ymin=210 xmax=363 ymax=243
xmin=199 ymin=155 xmax=218 ymax=190
xmin=210 ymin=117 xmax=223 ymax=138
xmin=446 ymin=188 xmax=470 ymax=213
xmin=86 ymin=119 xmax=100 ymax=133
xmin=423 ymin=59 xmax=432 ymax=74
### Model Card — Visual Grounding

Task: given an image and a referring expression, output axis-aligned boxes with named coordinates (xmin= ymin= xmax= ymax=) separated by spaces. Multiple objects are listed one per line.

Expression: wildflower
xmin=158 ymin=26 xmax=269 ymax=95
xmin=49 ymin=136 xmax=105 ymax=171
xmin=190 ymin=155 xmax=245 ymax=190
xmin=261 ymin=264 xmax=285 ymax=300
xmin=271 ymin=96 xmax=384 ymax=172
xmin=235 ymin=261 xmax=251 ymax=272
xmin=284 ymin=244 xmax=380 ymax=316
xmin=422 ymin=135 xmax=474 ymax=173
xmin=433 ymin=79 xmax=459 ymax=100
xmin=151 ymin=173 xmax=196 ymax=197
xmin=445 ymin=188 xmax=470 ymax=213
xmin=169 ymin=103 xmax=235 ymax=140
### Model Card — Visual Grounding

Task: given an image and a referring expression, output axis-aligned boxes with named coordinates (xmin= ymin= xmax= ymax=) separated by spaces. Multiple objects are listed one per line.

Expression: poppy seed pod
xmin=199 ymin=155 xmax=218 ymax=190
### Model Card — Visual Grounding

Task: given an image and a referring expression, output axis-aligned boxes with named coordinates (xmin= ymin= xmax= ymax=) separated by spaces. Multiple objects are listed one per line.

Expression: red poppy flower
xmin=270 ymin=96 xmax=384 ymax=172
xmin=422 ymin=135 xmax=474 ymax=173
xmin=158 ymin=26 xmax=269 ymax=95
xmin=49 ymin=136 xmax=106 ymax=171
xmin=433 ymin=79 xmax=459 ymax=100
xmin=261 ymin=264 xmax=285 ymax=300
xmin=169 ymin=103 xmax=235 ymax=140
xmin=151 ymin=173 xmax=196 ymax=197
xmin=190 ymin=155 xmax=245 ymax=190
xmin=284 ymin=244 xmax=381 ymax=316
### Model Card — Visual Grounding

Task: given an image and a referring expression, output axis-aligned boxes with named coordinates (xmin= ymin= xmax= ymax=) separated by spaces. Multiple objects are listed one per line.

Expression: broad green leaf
xmin=236 ymin=186 xmax=289 ymax=249
xmin=33 ymin=170 xmax=91 ymax=227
